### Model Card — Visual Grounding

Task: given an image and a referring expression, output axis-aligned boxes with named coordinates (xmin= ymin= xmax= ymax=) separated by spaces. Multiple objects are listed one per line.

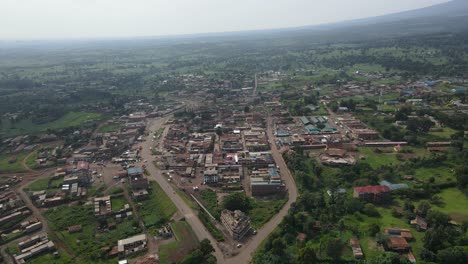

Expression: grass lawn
xmin=27 ymin=177 xmax=51 ymax=191
xmin=428 ymin=127 xmax=458 ymax=139
xmin=159 ymin=221 xmax=199 ymax=264
xmin=249 ymin=197 xmax=287 ymax=229
xmin=0 ymin=112 xmax=101 ymax=137
xmin=433 ymin=188 xmax=468 ymax=222
xmin=27 ymin=249 xmax=75 ymax=264
xmin=0 ymin=152 xmax=28 ymax=173
xmin=111 ymin=195 xmax=128 ymax=211
xmin=413 ymin=165 xmax=455 ymax=182
xmin=199 ymin=189 xmax=220 ymax=218
xmin=98 ymin=123 xmax=120 ymax=133
xmin=138 ymin=181 xmax=177 ymax=233
xmin=25 ymin=151 xmax=38 ymax=169
xmin=358 ymin=147 xmax=400 ymax=169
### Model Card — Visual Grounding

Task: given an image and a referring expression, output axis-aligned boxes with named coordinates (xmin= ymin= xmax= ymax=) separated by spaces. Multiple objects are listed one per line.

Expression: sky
xmin=0 ymin=0 xmax=450 ymax=40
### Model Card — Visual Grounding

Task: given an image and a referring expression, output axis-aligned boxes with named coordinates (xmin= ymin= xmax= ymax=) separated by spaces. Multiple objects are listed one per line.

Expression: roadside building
xmin=117 ymin=234 xmax=147 ymax=256
xmin=220 ymin=210 xmax=251 ymax=241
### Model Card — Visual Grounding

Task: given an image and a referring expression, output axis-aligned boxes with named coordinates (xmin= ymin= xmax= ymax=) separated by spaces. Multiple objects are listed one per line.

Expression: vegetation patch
xmin=159 ymin=221 xmax=199 ymax=264
xmin=138 ymin=181 xmax=177 ymax=233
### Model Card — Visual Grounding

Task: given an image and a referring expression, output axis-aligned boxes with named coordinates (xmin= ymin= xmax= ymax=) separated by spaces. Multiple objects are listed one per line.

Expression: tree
xmin=407 ymin=117 xmax=434 ymax=133
xmin=362 ymin=203 xmax=380 ymax=217
xmin=200 ymin=238 xmax=215 ymax=256
xmin=366 ymin=252 xmax=411 ymax=264
xmin=271 ymin=237 xmax=286 ymax=255
xmin=320 ymin=236 xmax=344 ymax=260
xmin=297 ymin=242 xmax=317 ymax=264
xmin=437 ymin=246 xmax=468 ymax=264
xmin=416 ymin=201 xmax=431 ymax=217
xmin=455 ymin=165 xmax=468 ymax=188
xmin=368 ymin=223 xmax=380 ymax=236
xmin=222 ymin=192 xmax=252 ymax=212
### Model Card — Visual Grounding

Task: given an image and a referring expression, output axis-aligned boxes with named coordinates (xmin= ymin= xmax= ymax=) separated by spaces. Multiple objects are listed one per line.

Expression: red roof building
xmin=353 ymin=185 xmax=391 ymax=202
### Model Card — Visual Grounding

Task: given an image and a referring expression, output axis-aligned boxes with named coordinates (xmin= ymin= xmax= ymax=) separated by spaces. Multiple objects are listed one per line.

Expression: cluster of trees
xmin=180 ymin=239 xmax=217 ymax=264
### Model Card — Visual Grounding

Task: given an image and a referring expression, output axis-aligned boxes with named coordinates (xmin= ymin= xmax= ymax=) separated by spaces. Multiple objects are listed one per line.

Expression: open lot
xmin=0 ymin=112 xmax=102 ymax=137
xmin=137 ymin=181 xmax=177 ymax=234
xmin=159 ymin=221 xmax=199 ymax=264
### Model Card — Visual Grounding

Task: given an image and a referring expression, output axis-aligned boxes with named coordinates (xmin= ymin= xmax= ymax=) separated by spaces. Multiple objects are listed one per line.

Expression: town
xmin=1 ymin=1 xmax=468 ymax=262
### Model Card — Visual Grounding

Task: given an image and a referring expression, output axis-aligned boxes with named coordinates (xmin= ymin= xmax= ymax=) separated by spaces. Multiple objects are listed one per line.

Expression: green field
xmin=0 ymin=112 xmax=102 ymax=137
xmin=159 ymin=221 xmax=199 ymax=264
xmin=434 ymin=188 xmax=468 ymax=222
xmin=358 ymin=147 xmax=400 ymax=169
xmin=250 ymin=197 xmax=287 ymax=228
xmin=111 ymin=195 xmax=128 ymax=211
xmin=98 ymin=123 xmax=120 ymax=133
xmin=138 ymin=181 xmax=177 ymax=233
xmin=27 ymin=178 xmax=51 ymax=191
xmin=0 ymin=152 xmax=29 ymax=173
xmin=45 ymin=205 xmax=139 ymax=263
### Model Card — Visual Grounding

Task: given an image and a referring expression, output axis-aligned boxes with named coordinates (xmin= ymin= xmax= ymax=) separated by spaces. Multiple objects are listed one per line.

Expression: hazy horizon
xmin=1 ymin=0 xmax=450 ymax=40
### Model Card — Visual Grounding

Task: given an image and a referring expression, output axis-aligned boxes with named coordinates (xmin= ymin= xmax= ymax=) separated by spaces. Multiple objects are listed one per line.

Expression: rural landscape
xmin=0 ymin=0 xmax=467 ymax=264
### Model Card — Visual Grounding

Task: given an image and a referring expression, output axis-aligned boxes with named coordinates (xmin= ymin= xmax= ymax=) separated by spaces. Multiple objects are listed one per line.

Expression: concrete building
xmin=220 ymin=210 xmax=251 ymax=240
xmin=117 ymin=234 xmax=147 ymax=256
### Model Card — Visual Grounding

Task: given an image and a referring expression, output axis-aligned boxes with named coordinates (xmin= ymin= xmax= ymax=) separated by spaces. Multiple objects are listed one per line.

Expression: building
xmin=220 ymin=210 xmax=251 ymax=241
xmin=350 ymin=237 xmax=364 ymax=259
xmin=250 ymin=166 xmax=286 ymax=196
xmin=387 ymin=237 xmax=410 ymax=252
xmin=410 ymin=216 xmax=428 ymax=231
xmin=128 ymin=167 xmax=148 ymax=190
xmin=353 ymin=185 xmax=391 ymax=203
xmin=117 ymin=234 xmax=147 ymax=256
xmin=204 ymin=165 xmax=219 ymax=184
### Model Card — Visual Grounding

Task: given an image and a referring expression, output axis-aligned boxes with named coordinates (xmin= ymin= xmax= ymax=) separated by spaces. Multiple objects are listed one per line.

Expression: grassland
xmin=138 ymin=181 xmax=177 ymax=233
xmin=0 ymin=112 xmax=102 ymax=137
xmin=250 ymin=197 xmax=288 ymax=229
xmin=98 ymin=123 xmax=120 ymax=133
xmin=434 ymin=188 xmax=468 ymax=222
xmin=0 ymin=152 xmax=29 ymax=173
xmin=199 ymin=189 xmax=220 ymax=218
xmin=358 ymin=147 xmax=401 ymax=169
xmin=110 ymin=195 xmax=128 ymax=211
xmin=159 ymin=221 xmax=199 ymax=264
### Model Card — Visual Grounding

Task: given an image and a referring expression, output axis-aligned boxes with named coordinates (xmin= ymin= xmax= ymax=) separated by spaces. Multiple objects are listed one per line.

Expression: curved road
xmin=141 ymin=114 xmax=298 ymax=264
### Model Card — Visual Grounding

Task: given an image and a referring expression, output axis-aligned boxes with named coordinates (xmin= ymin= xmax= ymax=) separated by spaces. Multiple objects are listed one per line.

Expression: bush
xmin=362 ymin=203 xmax=380 ymax=217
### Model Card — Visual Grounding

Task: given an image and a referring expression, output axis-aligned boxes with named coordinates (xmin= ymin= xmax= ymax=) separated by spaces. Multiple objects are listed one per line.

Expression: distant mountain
xmin=289 ymin=0 xmax=468 ymax=41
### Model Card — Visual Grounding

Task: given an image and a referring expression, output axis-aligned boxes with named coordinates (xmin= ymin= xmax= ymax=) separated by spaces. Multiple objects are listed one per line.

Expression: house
xmin=220 ymin=210 xmax=251 ymax=241
xmin=117 ymin=234 xmax=147 ymax=256
xmin=384 ymin=228 xmax=413 ymax=240
xmin=410 ymin=216 xmax=428 ymax=231
xmin=68 ymin=225 xmax=82 ymax=233
xmin=353 ymin=185 xmax=391 ymax=203
xmin=350 ymin=237 xmax=364 ymax=259
xmin=387 ymin=236 xmax=410 ymax=252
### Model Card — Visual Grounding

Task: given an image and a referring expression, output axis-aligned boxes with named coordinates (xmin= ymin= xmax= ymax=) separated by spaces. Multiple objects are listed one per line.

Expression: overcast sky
xmin=0 ymin=0 xmax=449 ymax=39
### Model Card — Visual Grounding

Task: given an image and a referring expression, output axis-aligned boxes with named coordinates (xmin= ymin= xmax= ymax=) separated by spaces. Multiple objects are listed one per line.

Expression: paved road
xmin=141 ymin=114 xmax=298 ymax=264
xmin=221 ymin=116 xmax=299 ymax=264
xmin=140 ymin=116 xmax=225 ymax=261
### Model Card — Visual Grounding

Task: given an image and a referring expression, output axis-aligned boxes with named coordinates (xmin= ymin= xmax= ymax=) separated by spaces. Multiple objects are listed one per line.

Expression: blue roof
xmin=128 ymin=167 xmax=143 ymax=175
xmin=380 ymin=180 xmax=408 ymax=190
xmin=268 ymin=167 xmax=279 ymax=177
xmin=452 ymin=87 xmax=466 ymax=93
